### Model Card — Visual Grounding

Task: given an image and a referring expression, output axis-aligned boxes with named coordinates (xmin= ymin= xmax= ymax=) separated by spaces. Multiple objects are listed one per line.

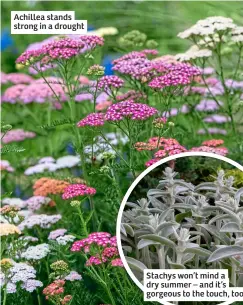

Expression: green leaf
xmin=175 ymin=210 xmax=192 ymax=223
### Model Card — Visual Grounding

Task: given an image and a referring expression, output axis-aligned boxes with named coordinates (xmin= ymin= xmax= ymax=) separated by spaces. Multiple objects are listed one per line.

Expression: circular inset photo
xmin=116 ymin=152 xmax=243 ymax=293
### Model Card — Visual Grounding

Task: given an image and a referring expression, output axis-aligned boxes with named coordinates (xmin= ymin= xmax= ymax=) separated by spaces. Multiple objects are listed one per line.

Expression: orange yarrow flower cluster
xmin=33 ymin=177 xmax=70 ymax=196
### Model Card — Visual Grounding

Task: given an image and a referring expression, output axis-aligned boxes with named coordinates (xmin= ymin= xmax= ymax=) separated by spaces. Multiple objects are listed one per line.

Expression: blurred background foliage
xmin=1 ymin=1 xmax=243 ymax=72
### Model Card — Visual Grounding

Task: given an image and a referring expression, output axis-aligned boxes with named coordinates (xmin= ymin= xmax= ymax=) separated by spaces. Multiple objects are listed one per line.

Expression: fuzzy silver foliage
xmin=121 ymin=167 xmax=243 ymax=286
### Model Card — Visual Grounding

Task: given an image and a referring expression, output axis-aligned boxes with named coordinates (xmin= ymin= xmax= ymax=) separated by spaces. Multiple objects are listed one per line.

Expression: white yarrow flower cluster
xmin=18 ymin=214 xmax=61 ymax=230
xmin=1 ymin=261 xmax=43 ymax=294
xmin=21 ymin=243 xmax=50 ymax=260
xmin=24 ymin=155 xmax=80 ymax=175
xmin=231 ymin=26 xmax=243 ymax=43
xmin=178 ymin=16 xmax=236 ymax=39
xmin=65 ymin=270 xmax=82 ymax=281
xmin=56 ymin=234 xmax=76 ymax=245
xmin=2 ymin=197 xmax=26 ymax=209
xmin=175 ymin=45 xmax=212 ymax=61
xmin=25 ymin=196 xmax=51 ymax=211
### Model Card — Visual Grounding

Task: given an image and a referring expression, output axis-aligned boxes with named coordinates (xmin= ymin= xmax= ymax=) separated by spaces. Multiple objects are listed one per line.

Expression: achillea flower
xmin=203 ymin=114 xmax=230 ymax=123
xmin=0 ymin=160 xmax=15 ymax=172
xmin=112 ymin=57 xmax=153 ymax=80
xmin=87 ymin=64 xmax=105 ymax=76
xmin=71 ymin=232 xmax=112 ymax=252
xmin=61 ymin=295 xmax=72 ymax=305
xmin=77 ymin=113 xmax=105 ymax=127
xmin=95 ymin=100 xmax=112 ymax=111
xmin=2 ymin=197 xmax=26 ymax=209
xmin=43 ymin=279 xmax=65 ymax=298
xmin=190 ymin=145 xmax=228 ymax=156
xmin=0 ymin=261 xmax=42 ymax=294
xmin=75 ymin=93 xmax=93 ymax=102
xmin=197 ymin=128 xmax=227 ymax=135
xmin=48 ymin=229 xmax=67 ymax=240
xmin=98 ymin=75 xmax=124 ymax=92
xmin=116 ymin=90 xmax=147 ymax=102
xmin=86 ymin=256 xmax=107 ymax=266
xmin=102 ymin=247 xmax=119 ymax=258
xmin=79 ymin=35 xmax=104 ymax=49
xmin=62 ymin=184 xmax=96 ymax=200
xmin=65 ymin=271 xmax=82 ymax=281
xmin=18 ymin=214 xmax=61 ymax=230
xmin=50 ymin=260 xmax=69 ymax=272
xmin=202 ymin=139 xmax=224 ymax=147
xmin=21 ymin=243 xmax=50 ymax=260
xmin=25 ymin=196 xmax=51 ymax=211
xmin=0 ymin=223 xmax=21 ymax=236
xmin=1 ymin=73 xmax=33 ymax=84
xmin=0 ymin=259 xmax=13 ymax=271
xmin=56 ymin=235 xmax=75 ymax=246
xmin=0 ymin=205 xmax=19 ymax=218
xmin=33 ymin=177 xmax=70 ymax=196
xmin=19 ymin=83 xmax=67 ymax=104
xmin=195 ymin=99 xmax=223 ymax=111
xmin=111 ymin=258 xmax=124 ymax=267
xmin=21 ymin=279 xmax=43 ymax=292
xmin=154 ymin=150 xmax=167 ymax=158
xmin=105 ymin=100 xmax=158 ymax=121
xmin=152 ymin=117 xmax=167 ymax=128
xmin=135 ymin=137 xmax=181 ymax=151
xmin=163 ymin=105 xmax=189 ymax=117
xmin=1 ymin=129 xmax=36 ymax=144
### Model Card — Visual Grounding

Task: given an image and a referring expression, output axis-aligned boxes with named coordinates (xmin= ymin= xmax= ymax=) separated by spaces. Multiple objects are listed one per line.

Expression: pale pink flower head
xmin=77 ymin=113 xmax=105 ymax=127
xmin=86 ymin=256 xmax=107 ymax=266
xmin=62 ymin=184 xmax=96 ymax=200
xmin=105 ymin=100 xmax=158 ymax=121
xmin=1 ymin=73 xmax=33 ymax=85
xmin=2 ymin=84 xmax=27 ymax=104
xmin=1 ymin=129 xmax=36 ymax=144
xmin=111 ymin=258 xmax=124 ymax=267
xmin=95 ymin=100 xmax=112 ymax=111
xmin=190 ymin=146 xmax=228 ymax=156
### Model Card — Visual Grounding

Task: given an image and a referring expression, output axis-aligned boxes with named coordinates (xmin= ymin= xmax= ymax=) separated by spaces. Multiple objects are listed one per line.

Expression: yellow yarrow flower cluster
xmin=0 ymin=223 xmax=21 ymax=236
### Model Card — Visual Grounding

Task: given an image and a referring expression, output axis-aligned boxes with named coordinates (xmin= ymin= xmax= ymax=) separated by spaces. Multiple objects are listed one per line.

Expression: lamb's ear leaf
xmin=220 ymin=222 xmax=242 ymax=233
xmin=235 ymin=187 xmax=243 ymax=203
xmin=123 ymin=224 xmax=135 ymax=237
xmin=159 ymin=209 xmax=173 ymax=222
xmin=125 ymin=257 xmax=147 ymax=272
xmin=220 ymin=207 xmax=241 ymax=225
xmin=197 ymin=224 xmax=230 ymax=245
xmin=126 ymin=202 xmax=138 ymax=208
xmin=120 ymin=223 xmax=127 ymax=236
xmin=166 ymin=256 xmax=186 ymax=269
xmin=175 ymin=210 xmax=192 ymax=223
xmin=139 ymin=234 xmax=176 ymax=248
xmin=195 ymin=182 xmax=217 ymax=191
xmin=137 ymin=239 xmax=160 ymax=250
xmin=172 ymin=204 xmax=193 ymax=210
xmin=207 ymin=246 xmax=243 ymax=263
xmin=209 ymin=214 xmax=230 ymax=225
xmin=185 ymin=247 xmax=211 ymax=257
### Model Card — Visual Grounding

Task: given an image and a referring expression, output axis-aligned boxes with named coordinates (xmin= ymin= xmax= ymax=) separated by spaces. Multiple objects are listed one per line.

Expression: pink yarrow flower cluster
xmin=16 ymin=36 xmax=104 ymax=65
xmin=98 ymin=75 xmax=124 ymax=92
xmin=62 ymin=184 xmax=96 ymax=200
xmin=1 ymin=129 xmax=36 ymax=144
xmin=71 ymin=233 xmax=121 ymax=267
xmin=116 ymin=90 xmax=147 ymax=102
xmin=190 ymin=146 xmax=228 ymax=156
xmin=77 ymin=113 xmax=105 ymax=127
xmin=105 ymin=100 xmax=158 ymax=121
xmin=1 ymin=72 xmax=33 ymax=85
xmin=2 ymin=84 xmax=27 ymax=103
xmin=149 ymin=62 xmax=201 ymax=89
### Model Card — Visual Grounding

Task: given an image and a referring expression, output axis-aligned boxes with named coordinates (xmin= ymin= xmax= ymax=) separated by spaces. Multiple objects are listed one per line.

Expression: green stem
xmin=3 ymin=286 xmax=7 ymax=305
xmin=77 ymin=205 xmax=88 ymax=237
